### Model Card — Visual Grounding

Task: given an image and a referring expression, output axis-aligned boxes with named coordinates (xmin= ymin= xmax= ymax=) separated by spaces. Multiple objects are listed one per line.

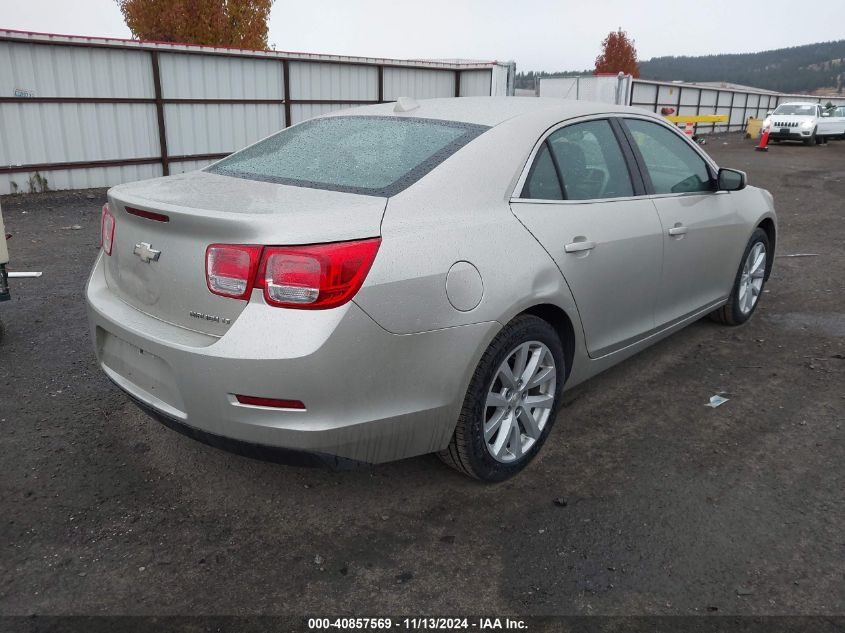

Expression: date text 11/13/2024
xmin=307 ymin=617 xmax=528 ymax=630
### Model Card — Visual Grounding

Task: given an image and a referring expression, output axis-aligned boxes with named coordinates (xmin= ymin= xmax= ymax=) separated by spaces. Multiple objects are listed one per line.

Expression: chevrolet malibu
xmin=86 ymin=97 xmax=777 ymax=481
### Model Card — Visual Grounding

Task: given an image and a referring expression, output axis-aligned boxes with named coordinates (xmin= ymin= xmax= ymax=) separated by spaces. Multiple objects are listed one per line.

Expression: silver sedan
xmin=86 ymin=97 xmax=777 ymax=481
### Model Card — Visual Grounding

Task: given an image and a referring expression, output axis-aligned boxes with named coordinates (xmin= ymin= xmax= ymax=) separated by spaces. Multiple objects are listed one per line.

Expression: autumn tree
xmin=595 ymin=28 xmax=640 ymax=78
xmin=116 ymin=0 xmax=274 ymax=49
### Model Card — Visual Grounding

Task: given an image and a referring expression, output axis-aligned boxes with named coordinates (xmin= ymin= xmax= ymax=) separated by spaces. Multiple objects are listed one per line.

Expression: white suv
xmin=763 ymin=102 xmax=845 ymax=145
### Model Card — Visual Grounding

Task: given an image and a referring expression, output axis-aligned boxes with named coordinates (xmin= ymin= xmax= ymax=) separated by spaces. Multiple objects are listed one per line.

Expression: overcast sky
xmin=2 ymin=0 xmax=844 ymax=71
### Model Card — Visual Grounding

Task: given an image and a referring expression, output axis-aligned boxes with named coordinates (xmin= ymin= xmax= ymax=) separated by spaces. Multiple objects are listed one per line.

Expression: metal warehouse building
xmin=0 ymin=29 xmax=516 ymax=193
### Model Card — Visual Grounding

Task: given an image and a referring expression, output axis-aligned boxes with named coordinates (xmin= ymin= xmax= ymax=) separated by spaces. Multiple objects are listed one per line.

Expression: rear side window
xmin=521 ymin=143 xmax=563 ymax=200
xmin=625 ymin=119 xmax=713 ymax=195
xmin=521 ymin=119 xmax=633 ymax=201
xmin=207 ymin=116 xmax=489 ymax=197
xmin=547 ymin=120 xmax=633 ymax=200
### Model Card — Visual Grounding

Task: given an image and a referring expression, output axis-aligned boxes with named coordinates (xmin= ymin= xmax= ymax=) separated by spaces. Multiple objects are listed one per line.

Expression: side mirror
xmin=821 ymin=111 xmax=831 ymax=117
xmin=766 ymin=110 xmax=773 ymax=116
xmin=718 ymin=168 xmax=746 ymax=192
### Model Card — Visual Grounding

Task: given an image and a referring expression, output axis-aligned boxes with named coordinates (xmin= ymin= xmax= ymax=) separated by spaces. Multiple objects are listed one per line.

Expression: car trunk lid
xmin=104 ymin=171 xmax=386 ymax=336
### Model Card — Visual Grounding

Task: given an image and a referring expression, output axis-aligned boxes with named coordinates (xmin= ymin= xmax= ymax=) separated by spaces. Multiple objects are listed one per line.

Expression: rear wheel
xmin=439 ymin=315 xmax=564 ymax=482
xmin=709 ymin=228 xmax=770 ymax=325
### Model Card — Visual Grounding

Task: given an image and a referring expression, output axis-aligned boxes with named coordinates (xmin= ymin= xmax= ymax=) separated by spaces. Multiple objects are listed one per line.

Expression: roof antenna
xmin=394 ymin=96 xmax=420 ymax=113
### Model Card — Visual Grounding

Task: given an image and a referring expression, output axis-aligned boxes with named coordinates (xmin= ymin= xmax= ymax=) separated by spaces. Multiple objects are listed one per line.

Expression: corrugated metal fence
xmin=541 ymin=75 xmax=845 ymax=134
xmin=539 ymin=75 xmax=633 ymax=105
xmin=539 ymin=75 xmax=845 ymax=135
xmin=629 ymin=79 xmax=845 ymax=134
xmin=0 ymin=29 xmax=513 ymax=194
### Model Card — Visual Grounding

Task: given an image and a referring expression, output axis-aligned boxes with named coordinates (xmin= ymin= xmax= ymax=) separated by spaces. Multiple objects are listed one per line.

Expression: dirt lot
xmin=0 ymin=135 xmax=843 ymax=624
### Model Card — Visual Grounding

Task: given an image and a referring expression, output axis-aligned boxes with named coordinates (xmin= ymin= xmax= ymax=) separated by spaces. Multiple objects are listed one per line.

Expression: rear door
xmin=510 ymin=117 xmax=663 ymax=358
xmin=619 ymin=117 xmax=747 ymax=327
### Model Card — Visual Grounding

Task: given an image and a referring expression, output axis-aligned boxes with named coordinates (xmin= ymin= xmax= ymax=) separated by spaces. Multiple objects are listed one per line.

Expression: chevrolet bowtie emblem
xmin=133 ymin=242 xmax=161 ymax=263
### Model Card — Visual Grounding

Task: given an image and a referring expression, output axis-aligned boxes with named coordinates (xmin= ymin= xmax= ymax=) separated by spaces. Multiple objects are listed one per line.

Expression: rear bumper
xmin=85 ymin=253 xmax=498 ymax=463
xmin=123 ymin=393 xmax=366 ymax=469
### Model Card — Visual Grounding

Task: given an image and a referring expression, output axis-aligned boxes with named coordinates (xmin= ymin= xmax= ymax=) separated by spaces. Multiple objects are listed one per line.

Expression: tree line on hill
xmin=517 ymin=40 xmax=845 ymax=95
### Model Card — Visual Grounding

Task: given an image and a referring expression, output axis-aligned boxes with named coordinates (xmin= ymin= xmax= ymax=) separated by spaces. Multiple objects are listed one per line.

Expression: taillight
xmin=101 ymin=203 xmax=115 ymax=255
xmin=203 ymin=238 xmax=381 ymax=309
xmin=257 ymin=238 xmax=381 ymax=310
xmin=205 ymin=244 xmax=262 ymax=300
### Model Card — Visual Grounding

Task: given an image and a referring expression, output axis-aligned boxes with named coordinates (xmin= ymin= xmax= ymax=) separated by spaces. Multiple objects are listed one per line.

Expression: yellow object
xmin=745 ymin=117 xmax=763 ymax=139
xmin=664 ymin=114 xmax=730 ymax=123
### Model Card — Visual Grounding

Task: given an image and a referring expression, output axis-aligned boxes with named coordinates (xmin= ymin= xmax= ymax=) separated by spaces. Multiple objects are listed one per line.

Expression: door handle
xmin=668 ymin=225 xmax=688 ymax=237
xmin=564 ymin=240 xmax=596 ymax=253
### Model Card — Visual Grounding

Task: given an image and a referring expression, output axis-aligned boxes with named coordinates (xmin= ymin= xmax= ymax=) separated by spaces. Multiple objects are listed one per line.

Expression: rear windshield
xmin=206 ymin=115 xmax=489 ymax=197
xmin=773 ymin=104 xmax=816 ymax=116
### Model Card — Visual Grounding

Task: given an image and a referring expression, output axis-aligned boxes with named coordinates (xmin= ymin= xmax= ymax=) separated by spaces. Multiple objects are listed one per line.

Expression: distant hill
xmin=639 ymin=41 xmax=845 ymax=94
xmin=516 ymin=41 xmax=845 ymax=95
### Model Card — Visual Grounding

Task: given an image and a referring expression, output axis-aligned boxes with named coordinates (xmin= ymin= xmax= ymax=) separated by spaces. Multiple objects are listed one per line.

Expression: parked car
xmin=86 ymin=97 xmax=777 ymax=481
xmin=763 ymin=101 xmax=845 ymax=145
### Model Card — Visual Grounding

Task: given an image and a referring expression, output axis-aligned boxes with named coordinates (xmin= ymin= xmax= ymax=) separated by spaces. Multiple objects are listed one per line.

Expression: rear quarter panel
xmin=354 ymin=116 xmax=584 ymax=337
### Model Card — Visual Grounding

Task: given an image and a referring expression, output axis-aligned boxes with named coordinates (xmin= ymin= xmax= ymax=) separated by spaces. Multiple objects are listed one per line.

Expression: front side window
xmin=207 ymin=116 xmax=489 ymax=197
xmin=624 ymin=119 xmax=713 ymax=195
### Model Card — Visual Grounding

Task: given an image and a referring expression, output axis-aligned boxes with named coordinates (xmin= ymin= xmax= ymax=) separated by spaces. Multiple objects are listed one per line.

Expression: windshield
xmin=773 ymin=104 xmax=817 ymax=116
xmin=206 ymin=116 xmax=489 ymax=197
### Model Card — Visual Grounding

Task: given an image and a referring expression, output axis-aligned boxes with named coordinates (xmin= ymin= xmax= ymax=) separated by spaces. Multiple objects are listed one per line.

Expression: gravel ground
xmin=0 ymin=134 xmax=843 ymax=624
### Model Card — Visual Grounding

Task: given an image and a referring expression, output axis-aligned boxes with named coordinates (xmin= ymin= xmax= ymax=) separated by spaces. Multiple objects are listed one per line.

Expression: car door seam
xmin=506 ymin=207 xmax=590 ymax=348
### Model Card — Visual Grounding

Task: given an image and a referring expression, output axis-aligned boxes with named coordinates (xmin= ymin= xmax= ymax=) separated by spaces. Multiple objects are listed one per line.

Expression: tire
xmin=709 ymin=228 xmax=771 ymax=326
xmin=439 ymin=315 xmax=565 ymax=482
xmin=803 ymin=128 xmax=817 ymax=145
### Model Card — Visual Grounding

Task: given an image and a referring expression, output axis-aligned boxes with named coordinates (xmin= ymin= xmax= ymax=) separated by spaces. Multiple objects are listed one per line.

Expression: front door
xmin=621 ymin=118 xmax=748 ymax=327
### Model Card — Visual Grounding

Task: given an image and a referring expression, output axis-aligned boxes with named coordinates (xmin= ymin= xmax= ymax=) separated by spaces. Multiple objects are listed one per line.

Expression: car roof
xmin=777 ymin=102 xmax=818 ymax=107
xmin=331 ymin=96 xmax=661 ymax=128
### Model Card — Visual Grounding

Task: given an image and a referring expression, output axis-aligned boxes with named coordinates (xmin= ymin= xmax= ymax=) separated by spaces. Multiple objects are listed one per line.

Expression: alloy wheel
xmin=483 ymin=341 xmax=557 ymax=463
xmin=738 ymin=241 xmax=766 ymax=315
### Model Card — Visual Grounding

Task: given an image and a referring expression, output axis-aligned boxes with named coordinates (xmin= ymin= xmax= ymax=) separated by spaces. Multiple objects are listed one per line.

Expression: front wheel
xmin=439 ymin=315 xmax=565 ymax=481
xmin=803 ymin=128 xmax=817 ymax=145
xmin=709 ymin=228 xmax=770 ymax=325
